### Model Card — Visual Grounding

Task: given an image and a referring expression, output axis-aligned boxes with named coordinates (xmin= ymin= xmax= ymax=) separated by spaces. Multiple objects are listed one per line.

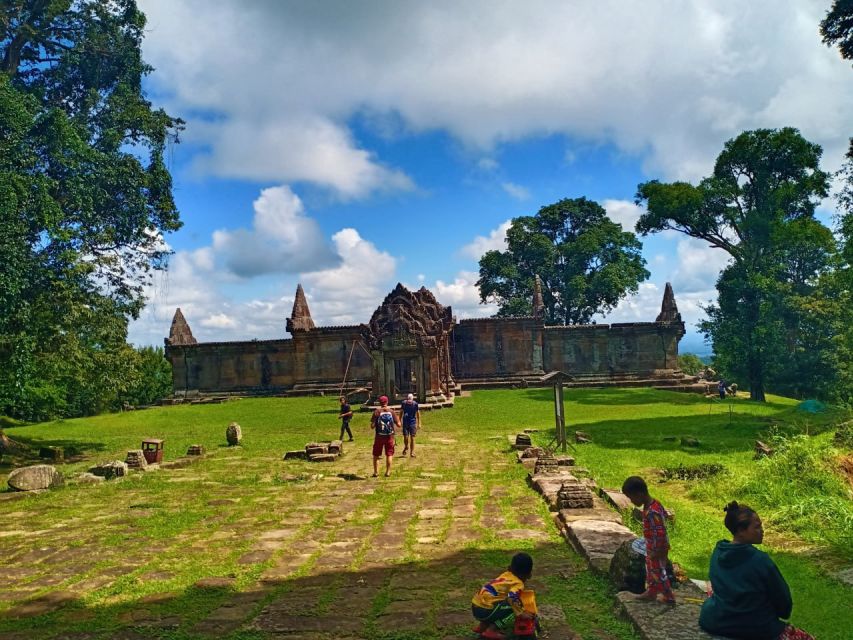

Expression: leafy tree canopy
xmin=636 ymin=128 xmax=835 ymax=402
xmin=477 ymin=197 xmax=648 ymax=324
xmin=0 ymin=1 xmax=182 ymax=420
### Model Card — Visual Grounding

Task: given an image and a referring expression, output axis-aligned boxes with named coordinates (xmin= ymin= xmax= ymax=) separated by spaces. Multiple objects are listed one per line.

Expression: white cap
xmin=407 ymin=393 xmax=414 ymax=401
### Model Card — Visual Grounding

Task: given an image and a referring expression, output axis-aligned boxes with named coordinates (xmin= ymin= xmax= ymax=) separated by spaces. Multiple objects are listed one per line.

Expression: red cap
xmin=379 ymin=395 xmax=389 ymax=405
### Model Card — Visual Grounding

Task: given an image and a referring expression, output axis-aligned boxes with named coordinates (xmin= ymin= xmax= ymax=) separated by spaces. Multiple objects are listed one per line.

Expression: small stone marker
xmin=754 ymin=440 xmax=773 ymax=458
xmin=533 ymin=451 xmax=561 ymax=475
xmin=680 ymin=436 xmax=701 ymax=447
xmin=283 ymin=450 xmax=307 ymax=460
xmin=515 ymin=433 xmax=532 ymax=449
xmin=520 ymin=446 xmax=544 ymax=459
xmin=600 ymin=488 xmax=633 ymax=511
xmin=555 ymin=455 xmax=575 ymax=466
xmin=557 ymin=481 xmax=594 ymax=509
xmin=89 ymin=460 xmax=129 ymax=480
xmin=575 ymin=431 xmax=592 ymax=444
xmin=124 ymin=450 xmax=148 ymax=469
xmin=8 ymin=464 xmax=64 ymax=491
xmin=186 ymin=444 xmax=205 ymax=456
xmin=226 ymin=422 xmax=242 ymax=446
xmin=328 ymin=440 xmax=344 ymax=455
xmin=308 ymin=453 xmax=337 ymax=463
xmin=38 ymin=446 xmax=64 ymax=462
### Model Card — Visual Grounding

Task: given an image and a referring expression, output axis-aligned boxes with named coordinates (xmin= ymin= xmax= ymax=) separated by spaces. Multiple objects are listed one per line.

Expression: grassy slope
xmin=2 ymin=388 xmax=851 ymax=639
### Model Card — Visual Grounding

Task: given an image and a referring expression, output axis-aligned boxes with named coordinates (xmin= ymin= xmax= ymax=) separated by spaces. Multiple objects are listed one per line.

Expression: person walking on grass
xmin=338 ymin=396 xmax=354 ymax=442
xmin=620 ymin=476 xmax=676 ymax=604
xmin=699 ymin=502 xmax=814 ymax=640
xmin=400 ymin=392 xmax=420 ymax=457
xmin=370 ymin=395 xmax=399 ymax=478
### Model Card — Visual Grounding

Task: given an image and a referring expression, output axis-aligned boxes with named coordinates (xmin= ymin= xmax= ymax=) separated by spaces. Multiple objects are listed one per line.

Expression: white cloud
xmin=501 ymin=181 xmax=531 ymax=201
xmin=430 ymin=270 xmax=498 ymax=318
xmin=300 ymin=228 xmax=398 ymax=326
xmin=603 ymin=199 xmax=644 ymax=231
xmin=461 ymin=219 xmax=512 ymax=259
xmin=140 ymin=0 xmax=853 ymax=192
xmin=212 ymin=186 xmax=339 ymax=278
xmin=200 ymin=313 xmax=237 ymax=329
xmin=478 ymin=157 xmax=499 ymax=171
xmin=671 ymin=238 xmax=731 ymax=293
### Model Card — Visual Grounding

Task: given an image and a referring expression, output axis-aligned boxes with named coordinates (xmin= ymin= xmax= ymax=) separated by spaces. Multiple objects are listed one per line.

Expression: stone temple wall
xmin=165 ymin=282 xmax=686 ymax=396
xmin=168 ymin=327 xmax=372 ymax=394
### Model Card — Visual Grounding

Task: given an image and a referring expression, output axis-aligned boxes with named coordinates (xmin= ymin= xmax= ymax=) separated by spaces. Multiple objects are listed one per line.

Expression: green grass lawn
xmin=1 ymin=387 xmax=851 ymax=639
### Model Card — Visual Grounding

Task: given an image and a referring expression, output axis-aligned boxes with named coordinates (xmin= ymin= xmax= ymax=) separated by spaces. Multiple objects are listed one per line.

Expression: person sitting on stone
xmin=471 ymin=552 xmax=537 ymax=639
xmin=699 ymin=502 xmax=814 ymax=640
xmin=620 ymin=476 xmax=676 ymax=604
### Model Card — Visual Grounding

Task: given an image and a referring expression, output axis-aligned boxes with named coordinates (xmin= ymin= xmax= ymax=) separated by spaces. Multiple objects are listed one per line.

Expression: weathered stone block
xmin=186 ymin=444 xmax=205 ymax=456
xmin=8 ymin=465 xmax=64 ymax=491
xmin=564 ymin=519 xmax=636 ymax=573
xmin=521 ymin=446 xmax=545 ymax=459
xmin=124 ymin=450 xmax=148 ymax=469
xmin=38 ymin=446 xmax=64 ymax=462
xmin=89 ymin=460 xmax=128 ymax=480
xmin=283 ymin=450 xmax=307 ymax=460
xmin=600 ymin=488 xmax=633 ymax=512
xmin=754 ymin=440 xmax=773 ymax=459
xmin=328 ymin=440 xmax=344 ymax=455
xmin=515 ymin=433 xmax=532 ymax=448
xmin=308 ymin=453 xmax=337 ymax=463
xmin=555 ymin=455 xmax=575 ymax=466
xmin=305 ymin=443 xmax=329 ymax=456
xmin=76 ymin=472 xmax=105 ymax=484
xmin=557 ymin=481 xmax=594 ymax=509
xmin=226 ymin=422 xmax=242 ymax=446
xmin=575 ymin=431 xmax=592 ymax=444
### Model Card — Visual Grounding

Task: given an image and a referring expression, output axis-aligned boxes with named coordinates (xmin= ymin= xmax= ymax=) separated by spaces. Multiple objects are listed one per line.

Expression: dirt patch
xmin=838 ymin=454 xmax=853 ymax=490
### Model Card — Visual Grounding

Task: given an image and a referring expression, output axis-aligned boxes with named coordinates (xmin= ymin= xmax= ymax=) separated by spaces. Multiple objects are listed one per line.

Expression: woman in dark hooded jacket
xmin=699 ymin=502 xmax=813 ymax=640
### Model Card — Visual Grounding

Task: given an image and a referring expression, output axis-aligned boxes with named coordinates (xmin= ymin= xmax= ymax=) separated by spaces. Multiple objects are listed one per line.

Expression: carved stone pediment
xmin=361 ymin=283 xmax=453 ymax=350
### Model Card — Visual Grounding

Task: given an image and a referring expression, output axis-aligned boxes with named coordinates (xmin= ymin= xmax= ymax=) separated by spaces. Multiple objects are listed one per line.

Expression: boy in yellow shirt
xmin=471 ymin=552 xmax=536 ymax=639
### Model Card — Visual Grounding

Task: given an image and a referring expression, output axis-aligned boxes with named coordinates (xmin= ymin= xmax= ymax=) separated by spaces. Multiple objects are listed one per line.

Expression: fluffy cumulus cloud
xmin=429 ymin=271 xmax=498 ymax=318
xmin=603 ymin=199 xmax=645 ymax=231
xmin=212 ymin=186 xmax=339 ymax=278
xmin=128 ymin=189 xmax=399 ymax=345
xmin=461 ymin=219 xmax=512 ymax=259
xmin=501 ymin=182 xmax=531 ymax=201
xmin=140 ymin=0 xmax=853 ymax=195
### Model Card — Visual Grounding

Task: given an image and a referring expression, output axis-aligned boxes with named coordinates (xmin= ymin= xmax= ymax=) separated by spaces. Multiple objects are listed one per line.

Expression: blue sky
xmin=130 ymin=1 xmax=852 ymax=355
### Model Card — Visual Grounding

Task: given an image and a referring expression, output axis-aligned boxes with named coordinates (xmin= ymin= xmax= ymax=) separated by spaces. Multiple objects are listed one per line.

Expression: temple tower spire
xmin=532 ymin=275 xmax=545 ymax=320
xmin=656 ymin=282 xmax=682 ymax=323
xmin=167 ymin=308 xmax=197 ymax=345
xmin=287 ymin=283 xmax=315 ymax=332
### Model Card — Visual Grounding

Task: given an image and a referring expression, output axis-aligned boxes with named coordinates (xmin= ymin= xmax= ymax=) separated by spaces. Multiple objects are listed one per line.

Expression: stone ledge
xmin=615 ymin=586 xmax=726 ymax=640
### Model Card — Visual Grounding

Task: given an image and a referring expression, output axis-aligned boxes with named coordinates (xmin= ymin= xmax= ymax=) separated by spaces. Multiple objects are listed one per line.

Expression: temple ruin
xmin=165 ymin=281 xmax=691 ymax=404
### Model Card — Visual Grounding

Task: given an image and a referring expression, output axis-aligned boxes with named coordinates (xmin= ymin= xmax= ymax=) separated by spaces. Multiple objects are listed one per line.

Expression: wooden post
xmin=554 ymin=380 xmax=566 ymax=452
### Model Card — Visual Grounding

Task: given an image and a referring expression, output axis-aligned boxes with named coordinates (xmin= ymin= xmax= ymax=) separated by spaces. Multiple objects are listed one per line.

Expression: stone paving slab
xmin=616 ymin=588 xmax=725 ymax=640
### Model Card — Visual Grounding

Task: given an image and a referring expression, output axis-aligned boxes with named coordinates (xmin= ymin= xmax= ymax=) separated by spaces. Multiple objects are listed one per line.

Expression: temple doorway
xmin=393 ymin=358 xmax=416 ymax=396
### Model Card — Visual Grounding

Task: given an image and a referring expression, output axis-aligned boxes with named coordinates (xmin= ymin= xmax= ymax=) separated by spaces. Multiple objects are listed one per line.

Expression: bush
xmin=661 ymin=463 xmax=725 ymax=481
xmin=695 ymin=434 xmax=853 ymax=551
xmin=678 ymin=353 xmax=705 ymax=376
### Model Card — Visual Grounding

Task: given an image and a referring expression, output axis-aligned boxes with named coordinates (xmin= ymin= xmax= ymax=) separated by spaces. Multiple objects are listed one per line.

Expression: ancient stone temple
xmin=165 ymin=281 xmax=689 ymax=404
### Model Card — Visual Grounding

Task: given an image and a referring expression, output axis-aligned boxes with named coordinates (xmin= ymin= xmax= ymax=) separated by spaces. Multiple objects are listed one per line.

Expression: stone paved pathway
xmin=0 ymin=428 xmax=626 ymax=639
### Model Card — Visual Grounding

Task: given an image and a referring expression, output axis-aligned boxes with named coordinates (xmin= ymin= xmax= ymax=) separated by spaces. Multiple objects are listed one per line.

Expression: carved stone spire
xmin=168 ymin=308 xmax=197 ymax=345
xmin=656 ymin=282 xmax=682 ymax=323
xmin=532 ymin=275 xmax=545 ymax=319
xmin=286 ymin=283 xmax=315 ymax=333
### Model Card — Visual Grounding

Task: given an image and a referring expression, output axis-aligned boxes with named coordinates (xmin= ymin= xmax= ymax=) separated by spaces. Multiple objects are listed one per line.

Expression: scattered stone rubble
xmin=88 ymin=461 xmax=128 ymax=480
xmin=754 ymin=440 xmax=773 ymax=458
xmin=38 ymin=446 xmax=64 ymax=462
xmin=283 ymin=440 xmax=344 ymax=463
xmin=514 ymin=434 xmax=711 ymax=640
xmin=514 ymin=433 xmax=532 ymax=449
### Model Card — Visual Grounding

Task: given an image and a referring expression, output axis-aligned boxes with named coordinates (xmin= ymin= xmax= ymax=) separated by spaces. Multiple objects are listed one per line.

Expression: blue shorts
xmin=403 ymin=423 xmax=417 ymax=437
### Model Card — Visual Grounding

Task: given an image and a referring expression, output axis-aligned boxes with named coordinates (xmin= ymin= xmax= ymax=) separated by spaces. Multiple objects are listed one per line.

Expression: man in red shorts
xmin=371 ymin=395 xmax=400 ymax=478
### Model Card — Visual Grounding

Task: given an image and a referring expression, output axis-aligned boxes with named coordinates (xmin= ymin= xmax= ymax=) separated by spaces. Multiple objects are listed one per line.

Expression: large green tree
xmin=636 ymin=128 xmax=834 ymax=401
xmin=477 ymin=197 xmax=648 ymax=324
xmin=0 ymin=1 xmax=182 ymax=419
